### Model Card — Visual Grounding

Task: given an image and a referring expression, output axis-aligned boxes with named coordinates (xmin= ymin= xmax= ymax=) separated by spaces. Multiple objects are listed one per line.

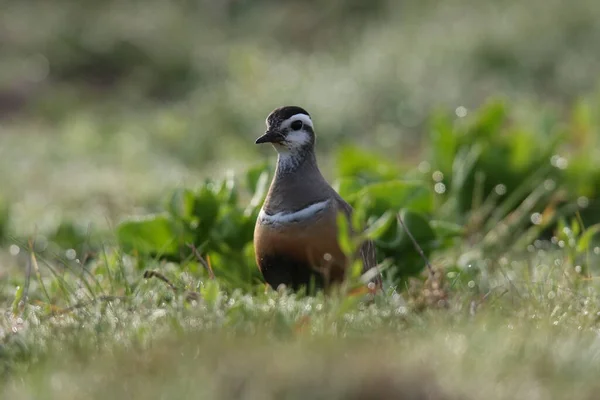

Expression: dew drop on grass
xmin=575 ymin=265 xmax=582 ymax=273
xmin=455 ymin=106 xmax=468 ymax=118
xmin=594 ymin=247 xmax=600 ymax=255
xmin=395 ymin=306 xmax=407 ymax=315
xmin=434 ymin=182 xmax=446 ymax=194
xmin=65 ymin=249 xmax=76 ymax=260
xmin=495 ymin=184 xmax=507 ymax=195
xmin=418 ymin=161 xmax=430 ymax=173
xmin=577 ymin=196 xmax=590 ymax=208
xmin=537 ymin=250 xmax=546 ymax=258
xmin=467 ymin=280 xmax=475 ymax=288
xmin=9 ymin=245 xmax=20 ymax=256
xmin=432 ymin=171 xmax=444 ymax=182
xmin=530 ymin=212 xmax=542 ymax=225
xmin=550 ymin=155 xmax=568 ymax=170
xmin=544 ymin=179 xmax=556 ymax=191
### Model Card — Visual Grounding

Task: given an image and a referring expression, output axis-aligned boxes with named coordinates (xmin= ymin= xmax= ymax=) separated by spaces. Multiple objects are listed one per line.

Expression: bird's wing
xmin=334 ymin=195 xmax=382 ymax=287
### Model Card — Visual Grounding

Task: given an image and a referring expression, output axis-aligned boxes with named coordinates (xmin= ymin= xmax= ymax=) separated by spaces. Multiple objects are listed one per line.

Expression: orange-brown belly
xmin=254 ymin=214 xmax=347 ymax=290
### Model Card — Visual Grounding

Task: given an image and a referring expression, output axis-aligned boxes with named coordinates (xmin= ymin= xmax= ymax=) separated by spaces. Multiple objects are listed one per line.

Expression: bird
xmin=253 ymin=105 xmax=381 ymax=293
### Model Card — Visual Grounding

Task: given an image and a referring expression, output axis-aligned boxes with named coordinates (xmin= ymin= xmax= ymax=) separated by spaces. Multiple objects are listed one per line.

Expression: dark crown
xmin=267 ymin=106 xmax=310 ymax=127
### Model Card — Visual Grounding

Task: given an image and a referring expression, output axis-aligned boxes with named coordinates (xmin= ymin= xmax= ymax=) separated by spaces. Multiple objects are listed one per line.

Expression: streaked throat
xmin=276 ymin=151 xmax=305 ymax=173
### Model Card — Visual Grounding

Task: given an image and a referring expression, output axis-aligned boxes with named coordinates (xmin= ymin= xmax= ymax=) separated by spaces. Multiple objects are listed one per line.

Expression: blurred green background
xmin=1 ymin=0 xmax=600 ymax=276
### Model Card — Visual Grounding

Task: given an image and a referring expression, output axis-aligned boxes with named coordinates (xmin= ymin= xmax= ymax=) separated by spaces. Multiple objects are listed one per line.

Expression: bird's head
xmin=255 ymin=106 xmax=315 ymax=155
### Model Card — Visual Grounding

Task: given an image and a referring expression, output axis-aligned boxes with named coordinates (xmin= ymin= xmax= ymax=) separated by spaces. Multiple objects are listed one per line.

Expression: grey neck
xmin=263 ymin=148 xmax=333 ymax=214
xmin=274 ymin=147 xmax=317 ymax=176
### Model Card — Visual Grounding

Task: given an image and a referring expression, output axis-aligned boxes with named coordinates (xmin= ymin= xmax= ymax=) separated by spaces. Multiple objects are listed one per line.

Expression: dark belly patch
xmin=259 ymin=254 xmax=325 ymax=292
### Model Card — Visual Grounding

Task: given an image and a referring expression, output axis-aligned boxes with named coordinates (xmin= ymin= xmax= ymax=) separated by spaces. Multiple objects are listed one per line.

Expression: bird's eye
xmin=290 ymin=120 xmax=303 ymax=131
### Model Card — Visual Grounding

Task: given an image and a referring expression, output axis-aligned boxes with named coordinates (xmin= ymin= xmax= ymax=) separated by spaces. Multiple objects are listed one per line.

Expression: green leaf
xmin=246 ymin=162 xmax=271 ymax=193
xmin=429 ymin=110 xmax=457 ymax=175
xmin=468 ymin=99 xmax=506 ymax=140
xmin=201 ymin=280 xmax=220 ymax=307
xmin=12 ymin=285 xmax=23 ymax=315
xmin=336 ymin=212 xmax=353 ymax=257
xmin=117 ymin=214 xmax=181 ymax=256
xmin=334 ymin=177 xmax=364 ymax=199
xmin=576 ymin=224 xmax=600 ymax=253
xmin=213 ymin=206 xmax=252 ymax=251
xmin=347 ymin=180 xmax=432 ymax=215
xmin=364 ymin=211 xmax=394 ymax=241
xmin=336 ymin=145 xmax=399 ymax=182
xmin=166 ymin=188 xmax=195 ymax=221
xmin=430 ymin=220 xmax=464 ymax=239
xmin=0 ymin=199 xmax=9 ymax=243
xmin=245 ymin=170 xmax=269 ymax=216
xmin=192 ymin=186 xmax=221 ymax=242
xmin=396 ymin=209 xmax=436 ymax=248
xmin=217 ymin=171 xmax=238 ymax=205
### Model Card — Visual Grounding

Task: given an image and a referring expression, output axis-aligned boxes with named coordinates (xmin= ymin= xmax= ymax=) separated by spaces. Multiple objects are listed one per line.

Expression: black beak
xmin=255 ymin=130 xmax=284 ymax=144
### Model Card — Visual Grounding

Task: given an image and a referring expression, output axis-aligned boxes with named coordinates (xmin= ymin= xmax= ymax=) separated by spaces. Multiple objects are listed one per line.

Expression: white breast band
xmin=258 ymin=199 xmax=330 ymax=225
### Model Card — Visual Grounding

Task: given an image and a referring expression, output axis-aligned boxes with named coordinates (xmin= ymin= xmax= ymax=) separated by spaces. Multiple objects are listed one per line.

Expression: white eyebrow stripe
xmin=281 ymin=113 xmax=313 ymax=130
xmin=258 ymin=199 xmax=330 ymax=225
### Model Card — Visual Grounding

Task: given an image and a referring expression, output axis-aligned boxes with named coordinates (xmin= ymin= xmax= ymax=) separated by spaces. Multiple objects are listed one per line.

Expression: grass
xmin=1 ymin=248 xmax=600 ymax=399
xmin=2 ymin=0 xmax=600 ymax=398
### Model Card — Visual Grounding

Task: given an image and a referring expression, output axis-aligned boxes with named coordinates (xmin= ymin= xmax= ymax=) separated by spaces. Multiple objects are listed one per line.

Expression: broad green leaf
xmin=468 ymin=99 xmax=506 ymax=140
xmin=117 ymin=214 xmax=181 ymax=255
xmin=430 ymin=220 xmax=464 ymax=239
xmin=166 ymin=188 xmax=195 ymax=221
xmin=213 ymin=206 xmax=252 ymax=251
xmin=336 ymin=145 xmax=399 ymax=181
xmin=451 ymin=144 xmax=481 ymax=196
xmin=396 ymin=209 xmax=436 ymax=248
xmin=334 ymin=177 xmax=363 ymax=199
xmin=192 ymin=186 xmax=221 ymax=242
xmin=217 ymin=171 xmax=238 ymax=205
xmin=347 ymin=180 xmax=432 ymax=214
xmin=364 ymin=211 xmax=394 ymax=241
xmin=429 ymin=111 xmax=457 ymax=175
xmin=509 ymin=129 xmax=537 ymax=170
